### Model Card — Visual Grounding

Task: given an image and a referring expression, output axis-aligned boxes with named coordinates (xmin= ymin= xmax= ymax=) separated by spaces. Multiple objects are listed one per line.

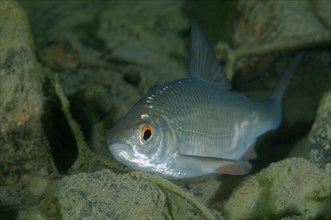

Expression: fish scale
xmin=144 ymin=77 xmax=274 ymax=160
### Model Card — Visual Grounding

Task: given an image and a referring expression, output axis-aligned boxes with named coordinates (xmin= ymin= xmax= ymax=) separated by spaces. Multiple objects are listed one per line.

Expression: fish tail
xmin=271 ymin=52 xmax=304 ymax=104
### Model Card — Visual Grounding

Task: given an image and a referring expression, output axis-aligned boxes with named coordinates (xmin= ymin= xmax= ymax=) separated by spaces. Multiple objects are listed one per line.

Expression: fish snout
xmin=108 ymin=143 xmax=133 ymax=162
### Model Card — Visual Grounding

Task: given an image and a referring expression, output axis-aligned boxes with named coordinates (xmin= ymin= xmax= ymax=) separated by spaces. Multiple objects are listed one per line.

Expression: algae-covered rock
xmin=0 ymin=0 xmax=55 ymax=185
xmin=234 ymin=0 xmax=328 ymax=47
xmin=18 ymin=169 xmax=215 ymax=220
xmin=314 ymin=0 xmax=331 ymax=28
xmin=309 ymin=91 xmax=331 ymax=166
xmin=97 ymin=1 xmax=188 ymax=80
xmin=18 ymin=170 xmax=166 ymax=219
xmin=223 ymin=158 xmax=331 ymax=219
xmin=54 ymin=170 xmax=167 ymax=219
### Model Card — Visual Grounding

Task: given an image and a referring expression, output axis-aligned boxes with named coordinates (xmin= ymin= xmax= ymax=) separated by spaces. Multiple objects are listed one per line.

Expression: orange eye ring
xmin=140 ymin=123 xmax=154 ymax=143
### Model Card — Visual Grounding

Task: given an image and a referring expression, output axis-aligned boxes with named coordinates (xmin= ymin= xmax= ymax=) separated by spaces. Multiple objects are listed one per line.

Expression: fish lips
xmin=109 ymin=143 xmax=133 ymax=161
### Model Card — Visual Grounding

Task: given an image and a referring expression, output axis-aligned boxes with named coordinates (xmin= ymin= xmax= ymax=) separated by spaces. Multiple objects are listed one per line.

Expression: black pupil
xmin=143 ymin=129 xmax=152 ymax=141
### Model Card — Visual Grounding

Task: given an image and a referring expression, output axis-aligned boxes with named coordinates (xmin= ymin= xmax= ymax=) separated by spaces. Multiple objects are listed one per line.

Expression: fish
xmin=107 ymin=20 xmax=303 ymax=179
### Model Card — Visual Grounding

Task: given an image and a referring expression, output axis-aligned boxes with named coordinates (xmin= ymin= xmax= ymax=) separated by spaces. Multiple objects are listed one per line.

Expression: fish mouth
xmin=109 ymin=143 xmax=155 ymax=170
xmin=109 ymin=143 xmax=133 ymax=162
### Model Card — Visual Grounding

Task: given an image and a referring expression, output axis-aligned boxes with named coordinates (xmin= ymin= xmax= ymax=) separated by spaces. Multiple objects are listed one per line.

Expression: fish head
xmin=107 ymin=102 xmax=176 ymax=172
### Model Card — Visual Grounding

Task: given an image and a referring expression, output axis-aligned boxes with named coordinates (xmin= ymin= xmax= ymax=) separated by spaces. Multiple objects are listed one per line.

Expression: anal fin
xmin=215 ymin=160 xmax=252 ymax=175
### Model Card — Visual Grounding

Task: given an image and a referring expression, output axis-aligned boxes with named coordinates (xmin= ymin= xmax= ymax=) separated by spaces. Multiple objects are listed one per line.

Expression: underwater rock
xmin=308 ymin=91 xmax=331 ymax=166
xmin=18 ymin=170 xmax=190 ymax=220
xmin=180 ymin=178 xmax=221 ymax=206
xmin=223 ymin=158 xmax=331 ymax=219
xmin=314 ymin=0 xmax=331 ymax=28
xmin=52 ymin=170 xmax=167 ymax=219
xmin=234 ymin=0 xmax=327 ymax=46
xmin=98 ymin=1 xmax=188 ymax=79
xmin=0 ymin=0 xmax=55 ymax=185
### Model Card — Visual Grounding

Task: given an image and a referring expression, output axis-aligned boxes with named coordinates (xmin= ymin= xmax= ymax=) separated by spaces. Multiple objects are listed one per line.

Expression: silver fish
xmin=107 ymin=20 xmax=303 ymax=179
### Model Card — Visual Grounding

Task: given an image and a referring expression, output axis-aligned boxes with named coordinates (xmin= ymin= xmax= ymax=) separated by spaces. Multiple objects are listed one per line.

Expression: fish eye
xmin=140 ymin=123 xmax=153 ymax=143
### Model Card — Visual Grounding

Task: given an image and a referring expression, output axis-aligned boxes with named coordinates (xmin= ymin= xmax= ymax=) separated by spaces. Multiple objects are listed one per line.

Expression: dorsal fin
xmin=189 ymin=19 xmax=231 ymax=89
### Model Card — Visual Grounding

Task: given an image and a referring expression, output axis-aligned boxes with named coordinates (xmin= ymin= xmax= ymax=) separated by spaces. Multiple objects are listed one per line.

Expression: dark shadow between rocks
xmin=0 ymin=203 xmax=19 ymax=220
xmin=252 ymin=121 xmax=312 ymax=171
xmin=41 ymin=78 xmax=78 ymax=174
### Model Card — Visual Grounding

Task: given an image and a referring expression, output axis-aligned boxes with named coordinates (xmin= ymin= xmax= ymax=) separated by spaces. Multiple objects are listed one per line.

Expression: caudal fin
xmin=271 ymin=52 xmax=304 ymax=104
